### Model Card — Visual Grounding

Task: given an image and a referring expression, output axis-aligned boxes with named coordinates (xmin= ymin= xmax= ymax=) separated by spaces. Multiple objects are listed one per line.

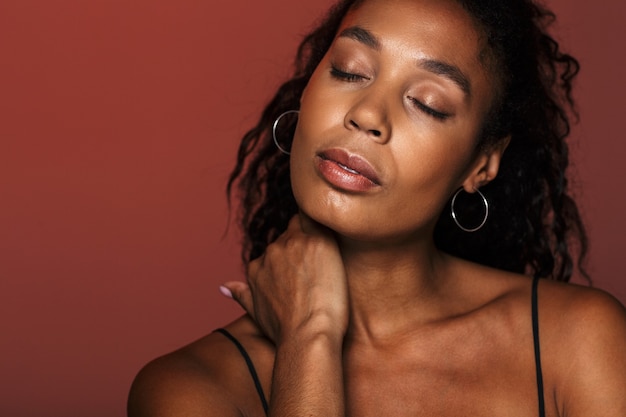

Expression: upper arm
xmin=555 ymin=289 xmax=626 ymax=416
xmin=127 ymin=354 xmax=242 ymax=417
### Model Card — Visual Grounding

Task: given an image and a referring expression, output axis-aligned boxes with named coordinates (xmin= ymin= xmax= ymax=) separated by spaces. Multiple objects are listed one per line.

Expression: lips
xmin=316 ymin=148 xmax=381 ymax=191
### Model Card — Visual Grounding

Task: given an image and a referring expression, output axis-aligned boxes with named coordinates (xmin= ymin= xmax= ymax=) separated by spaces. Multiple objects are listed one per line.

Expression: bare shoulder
xmin=127 ymin=315 xmax=274 ymax=417
xmin=536 ymin=280 xmax=626 ymax=416
xmin=464 ymin=263 xmax=626 ymax=415
xmin=536 ymin=279 xmax=626 ymax=343
xmin=127 ymin=337 xmax=239 ymax=417
xmin=454 ymin=257 xmax=626 ymax=327
xmin=538 ymin=276 xmax=623 ymax=310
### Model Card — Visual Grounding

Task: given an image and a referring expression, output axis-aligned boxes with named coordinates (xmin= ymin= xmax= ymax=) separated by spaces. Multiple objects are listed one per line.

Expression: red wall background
xmin=1 ymin=0 xmax=624 ymax=415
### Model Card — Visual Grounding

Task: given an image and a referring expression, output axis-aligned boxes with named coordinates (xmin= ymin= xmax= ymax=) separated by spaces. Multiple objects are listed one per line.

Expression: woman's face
xmin=290 ymin=0 xmax=499 ymax=243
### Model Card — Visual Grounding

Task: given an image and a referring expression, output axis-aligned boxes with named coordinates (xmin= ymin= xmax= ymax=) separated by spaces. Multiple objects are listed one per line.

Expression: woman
xmin=128 ymin=0 xmax=626 ymax=415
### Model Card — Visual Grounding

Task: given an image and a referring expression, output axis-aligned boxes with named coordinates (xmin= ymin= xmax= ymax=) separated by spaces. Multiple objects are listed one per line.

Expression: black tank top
xmin=216 ymin=276 xmax=546 ymax=417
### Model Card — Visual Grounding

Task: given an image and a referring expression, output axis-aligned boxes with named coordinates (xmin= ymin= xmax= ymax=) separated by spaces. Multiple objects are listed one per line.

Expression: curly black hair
xmin=227 ymin=0 xmax=589 ymax=282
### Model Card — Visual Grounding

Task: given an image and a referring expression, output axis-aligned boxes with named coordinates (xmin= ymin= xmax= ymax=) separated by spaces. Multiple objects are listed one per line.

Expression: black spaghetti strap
xmin=532 ymin=277 xmax=546 ymax=417
xmin=215 ymin=286 xmax=546 ymax=417
xmin=215 ymin=328 xmax=269 ymax=415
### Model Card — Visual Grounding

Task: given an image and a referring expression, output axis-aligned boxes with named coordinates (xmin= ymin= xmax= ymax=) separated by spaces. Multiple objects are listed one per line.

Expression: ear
xmin=461 ymin=136 xmax=510 ymax=192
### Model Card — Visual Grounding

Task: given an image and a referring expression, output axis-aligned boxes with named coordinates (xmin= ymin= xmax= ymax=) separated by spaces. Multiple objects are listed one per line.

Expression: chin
xmin=297 ymin=196 xmax=379 ymax=241
xmin=291 ymin=168 xmax=404 ymax=242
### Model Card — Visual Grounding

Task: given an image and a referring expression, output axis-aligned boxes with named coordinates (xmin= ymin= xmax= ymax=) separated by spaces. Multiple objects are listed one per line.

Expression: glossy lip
xmin=315 ymin=148 xmax=382 ymax=192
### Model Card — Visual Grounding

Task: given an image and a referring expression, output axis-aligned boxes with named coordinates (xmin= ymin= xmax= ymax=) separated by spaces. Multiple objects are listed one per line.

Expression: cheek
xmin=298 ymin=64 xmax=348 ymax=131
xmin=289 ymin=123 xmax=321 ymax=213
xmin=290 ymin=83 xmax=344 ymax=169
xmin=387 ymin=131 xmax=479 ymax=219
xmin=393 ymin=131 xmax=471 ymax=183
xmin=289 ymin=72 xmax=334 ymax=212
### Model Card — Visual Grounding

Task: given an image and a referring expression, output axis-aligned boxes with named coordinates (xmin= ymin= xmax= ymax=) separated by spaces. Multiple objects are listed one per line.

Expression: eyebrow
xmin=418 ymin=59 xmax=471 ymax=96
xmin=337 ymin=25 xmax=471 ymax=96
xmin=338 ymin=26 xmax=381 ymax=50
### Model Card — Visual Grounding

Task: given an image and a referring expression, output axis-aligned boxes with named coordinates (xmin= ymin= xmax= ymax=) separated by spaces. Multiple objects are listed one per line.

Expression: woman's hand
xmin=222 ymin=214 xmax=349 ymax=416
xmin=221 ymin=213 xmax=349 ymax=345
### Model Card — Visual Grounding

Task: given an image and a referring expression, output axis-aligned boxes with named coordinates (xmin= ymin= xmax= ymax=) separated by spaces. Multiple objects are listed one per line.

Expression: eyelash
xmin=330 ymin=66 xmax=365 ymax=82
xmin=330 ymin=66 xmax=450 ymax=121
xmin=407 ymin=97 xmax=450 ymax=121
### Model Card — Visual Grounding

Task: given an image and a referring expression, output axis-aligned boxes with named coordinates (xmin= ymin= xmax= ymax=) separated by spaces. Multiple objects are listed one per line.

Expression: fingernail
xmin=219 ymin=286 xmax=233 ymax=298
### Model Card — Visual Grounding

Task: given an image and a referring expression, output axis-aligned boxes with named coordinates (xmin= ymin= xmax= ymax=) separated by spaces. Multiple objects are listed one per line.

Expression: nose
xmin=344 ymin=91 xmax=391 ymax=142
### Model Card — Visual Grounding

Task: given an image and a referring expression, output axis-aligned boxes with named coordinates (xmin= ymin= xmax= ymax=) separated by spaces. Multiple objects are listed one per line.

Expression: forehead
xmin=338 ymin=0 xmax=494 ymax=103
xmin=341 ymin=0 xmax=484 ymax=59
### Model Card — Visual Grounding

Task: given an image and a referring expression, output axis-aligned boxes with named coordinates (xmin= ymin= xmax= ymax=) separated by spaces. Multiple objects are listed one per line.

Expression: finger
xmin=220 ymin=281 xmax=255 ymax=319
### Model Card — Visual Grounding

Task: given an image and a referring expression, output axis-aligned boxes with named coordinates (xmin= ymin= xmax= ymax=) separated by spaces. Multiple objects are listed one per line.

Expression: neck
xmin=338 ymin=235 xmax=453 ymax=345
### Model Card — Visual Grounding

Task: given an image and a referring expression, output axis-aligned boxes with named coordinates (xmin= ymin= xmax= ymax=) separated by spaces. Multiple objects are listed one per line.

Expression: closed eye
xmin=330 ymin=66 xmax=367 ymax=82
xmin=407 ymin=96 xmax=450 ymax=121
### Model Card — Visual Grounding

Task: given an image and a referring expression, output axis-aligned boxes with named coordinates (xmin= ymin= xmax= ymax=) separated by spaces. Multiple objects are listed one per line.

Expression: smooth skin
xmin=128 ymin=0 xmax=626 ymax=416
